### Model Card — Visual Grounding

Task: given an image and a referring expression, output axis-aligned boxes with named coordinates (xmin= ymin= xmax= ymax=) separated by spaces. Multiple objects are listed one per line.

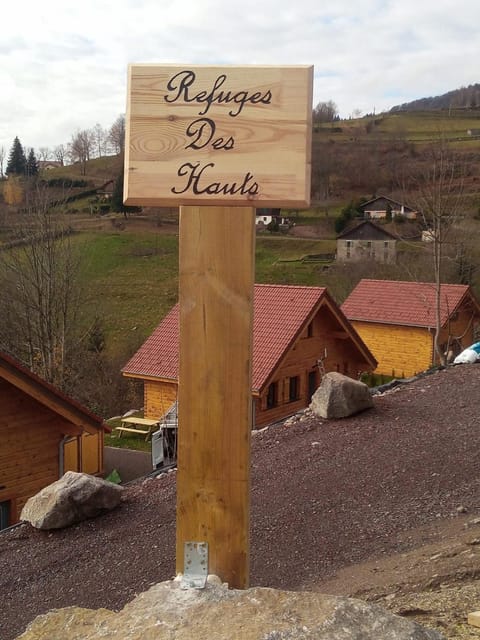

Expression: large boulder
xmin=20 ymin=471 xmax=123 ymax=530
xmin=310 ymin=372 xmax=373 ymax=419
xmin=17 ymin=576 xmax=444 ymax=639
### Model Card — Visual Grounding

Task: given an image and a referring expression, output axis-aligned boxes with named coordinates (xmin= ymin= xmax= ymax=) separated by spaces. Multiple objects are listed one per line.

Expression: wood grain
xmin=124 ymin=65 xmax=313 ymax=207
xmin=175 ymin=206 xmax=255 ymax=588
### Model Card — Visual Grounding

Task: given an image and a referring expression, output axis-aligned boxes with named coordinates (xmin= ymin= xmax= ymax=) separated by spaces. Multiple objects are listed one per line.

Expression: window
xmin=307 ymin=322 xmax=313 ymax=338
xmin=308 ymin=370 xmax=318 ymax=400
xmin=0 ymin=500 xmax=11 ymax=530
xmin=346 ymin=240 xmax=351 ymax=258
xmin=289 ymin=376 xmax=300 ymax=402
xmin=266 ymin=382 xmax=278 ymax=409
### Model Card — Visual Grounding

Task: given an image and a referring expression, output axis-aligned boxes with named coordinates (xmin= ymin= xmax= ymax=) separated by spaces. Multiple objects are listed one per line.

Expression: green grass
xmin=313 ymin=109 xmax=480 ymax=147
xmin=105 ymin=433 xmax=152 ymax=452
xmin=41 ymin=155 xmax=122 ymax=184
xmin=105 ymin=416 xmax=153 ymax=452
xmin=255 ymin=237 xmax=335 ymax=286
xmin=70 ymin=229 xmax=334 ymax=356
xmin=75 ymin=231 xmax=179 ymax=355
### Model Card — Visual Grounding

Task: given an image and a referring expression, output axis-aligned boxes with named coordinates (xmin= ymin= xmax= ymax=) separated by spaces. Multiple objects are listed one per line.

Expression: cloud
xmin=0 ymin=0 xmax=478 ymax=152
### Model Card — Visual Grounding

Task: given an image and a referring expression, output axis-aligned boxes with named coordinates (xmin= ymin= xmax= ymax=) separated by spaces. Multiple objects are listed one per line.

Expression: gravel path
xmin=1 ymin=365 xmax=480 ymax=640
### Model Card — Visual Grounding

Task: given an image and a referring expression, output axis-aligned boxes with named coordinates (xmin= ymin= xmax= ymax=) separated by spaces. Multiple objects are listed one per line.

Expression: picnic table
xmin=115 ymin=417 xmax=160 ymax=441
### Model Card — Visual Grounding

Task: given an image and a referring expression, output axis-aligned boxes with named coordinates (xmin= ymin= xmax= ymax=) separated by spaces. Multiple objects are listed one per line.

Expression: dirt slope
xmin=1 ymin=365 xmax=480 ymax=639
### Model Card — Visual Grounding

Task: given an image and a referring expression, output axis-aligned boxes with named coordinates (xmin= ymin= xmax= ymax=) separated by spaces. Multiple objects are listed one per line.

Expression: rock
xmin=16 ymin=577 xmax=445 ymax=640
xmin=20 ymin=471 xmax=123 ymax=530
xmin=310 ymin=372 xmax=374 ymax=419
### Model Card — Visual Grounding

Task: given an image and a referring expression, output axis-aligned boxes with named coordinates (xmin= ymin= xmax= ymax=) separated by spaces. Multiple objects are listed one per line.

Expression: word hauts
xmin=164 ymin=70 xmax=273 ymax=198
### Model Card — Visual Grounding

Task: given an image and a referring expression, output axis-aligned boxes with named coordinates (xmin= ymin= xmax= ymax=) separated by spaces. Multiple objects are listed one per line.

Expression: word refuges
xmin=164 ymin=69 xmax=272 ymax=118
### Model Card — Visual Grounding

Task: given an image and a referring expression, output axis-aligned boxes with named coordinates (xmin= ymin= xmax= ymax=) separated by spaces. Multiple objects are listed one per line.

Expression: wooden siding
xmin=254 ymin=305 xmax=374 ymax=426
xmin=63 ymin=432 xmax=104 ymax=476
xmin=63 ymin=437 xmax=81 ymax=472
xmin=0 ymin=378 xmax=104 ymax=526
xmin=0 ymin=379 xmax=82 ymax=524
xmin=351 ymin=321 xmax=432 ymax=377
xmin=141 ymin=303 xmax=374 ymax=428
xmin=144 ymin=380 xmax=178 ymax=419
xmin=437 ymin=305 xmax=476 ymax=360
xmin=81 ymin=432 xmax=103 ymax=475
xmin=352 ymin=302 xmax=477 ymax=377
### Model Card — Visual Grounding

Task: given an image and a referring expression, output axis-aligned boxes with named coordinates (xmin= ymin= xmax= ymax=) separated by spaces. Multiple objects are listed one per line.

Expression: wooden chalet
xmin=359 ymin=196 xmax=417 ymax=220
xmin=0 ymin=352 xmax=108 ymax=529
xmin=122 ymin=284 xmax=377 ymax=428
xmin=341 ymin=279 xmax=480 ymax=377
xmin=336 ymin=220 xmax=397 ymax=264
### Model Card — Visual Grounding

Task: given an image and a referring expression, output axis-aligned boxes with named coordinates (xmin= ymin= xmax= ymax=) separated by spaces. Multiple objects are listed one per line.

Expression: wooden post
xmin=176 ymin=205 xmax=255 ymax=588
xmin=124 ymin=63 xmax=312 ymax=589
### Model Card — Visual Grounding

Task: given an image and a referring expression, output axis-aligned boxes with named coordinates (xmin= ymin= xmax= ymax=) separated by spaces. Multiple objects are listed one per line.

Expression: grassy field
xmin=72 ymin=227 xmax=335 ymax=357
xmin=75 ymin=230 xmax=179 ymax=355
xmin=314 ymin=109 xmax=480 ymax=145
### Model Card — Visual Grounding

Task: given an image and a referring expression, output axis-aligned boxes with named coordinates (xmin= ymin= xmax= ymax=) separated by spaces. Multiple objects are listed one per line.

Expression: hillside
xmin=391 ymin=83 xmax=480 ymax=112
xmin=2 ymin=364 xmax=480 ymax=639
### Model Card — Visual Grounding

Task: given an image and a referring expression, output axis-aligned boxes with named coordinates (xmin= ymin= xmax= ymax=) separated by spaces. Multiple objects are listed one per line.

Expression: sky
xmin=1 ymin=0 xmax=479 ymax=156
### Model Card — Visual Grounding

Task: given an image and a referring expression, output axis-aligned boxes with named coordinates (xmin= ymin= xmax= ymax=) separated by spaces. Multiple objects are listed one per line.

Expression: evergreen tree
xmin=111 ymin=166 xmax=141 ymax=217
xmin=6 ymin=136 xmax=26 ymax=175
xmin=25 ymin=148 xmax=39 ymax=177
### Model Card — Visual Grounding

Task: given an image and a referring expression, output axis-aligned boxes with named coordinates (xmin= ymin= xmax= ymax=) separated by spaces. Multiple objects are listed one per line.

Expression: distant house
xmin=255 ymin=208 xmax=292 ymax=229
xmin=38 ymin=160 xmax=62 ymax=171
xmin=341 ymin=279 xmax=480 ymax=377
xmin=0 ymin=351 xmax=108 ymax=529
xmin=255 ymin=208 xmax=281 ymax=226
xmin=122 ymin=284 xmax=377 ymax=428
xmin=359 ymin=196 xmax=417 ymax=220
xmin=337 ymin=220 xmax=397 ymax=264
xmin=97 ymin=179 xmax=115 ymax=200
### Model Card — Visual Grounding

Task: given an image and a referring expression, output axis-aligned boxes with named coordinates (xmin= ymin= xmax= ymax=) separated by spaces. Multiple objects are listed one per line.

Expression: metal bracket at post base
xmin=180 ymin=542 xmax=208 ymax=589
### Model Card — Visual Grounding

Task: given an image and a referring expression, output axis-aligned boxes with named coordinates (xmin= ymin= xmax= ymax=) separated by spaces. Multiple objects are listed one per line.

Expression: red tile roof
xmin=252 ymin=284 xmax=328 ymax=390
xmin=341 ymin=279 xmax=477 ymax=328
xmin=123 ymin=284 xmax=333 ymax=392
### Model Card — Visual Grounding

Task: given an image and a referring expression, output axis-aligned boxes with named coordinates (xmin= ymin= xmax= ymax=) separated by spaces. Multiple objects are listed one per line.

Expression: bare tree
xmin=350 ymin=108 xmax=363 ymax=119
xmin=92 ymin=123 xmax=108 ymax=158
xmin=406 ymin=139 xmax=469 ymax=366
xmin=311 ymin=141 xmax=338 ymax=200
xmin=38 ymin=147 xmax=51 ymax=162
xmin=0 ymin=189 xmax=81 ymax=388
xmin=108 ymin=114 xmax=126 ymax=154
xmin=69 ymin=129 xmax=95 ymax=175
xmin=312 ymin=100 xmax=338 ymax=124
xmin=54 ymin=144 xmax=67 ymax=166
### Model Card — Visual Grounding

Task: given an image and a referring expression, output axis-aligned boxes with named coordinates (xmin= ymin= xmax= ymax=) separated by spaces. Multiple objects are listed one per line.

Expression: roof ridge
xmin=358 ymin=279 xmax=469 ymax=289
xmin=0 ymin=350 xmax=105 ymax=426
xmin=254 ymin=283 xmax=325 ymax=290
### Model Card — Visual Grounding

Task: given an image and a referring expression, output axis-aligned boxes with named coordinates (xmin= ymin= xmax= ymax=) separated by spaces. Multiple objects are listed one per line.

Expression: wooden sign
xmin=124 ymin=64 xmax=313 ymax=208
xmin=124 ymin=63 xmax=313 ymax=589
